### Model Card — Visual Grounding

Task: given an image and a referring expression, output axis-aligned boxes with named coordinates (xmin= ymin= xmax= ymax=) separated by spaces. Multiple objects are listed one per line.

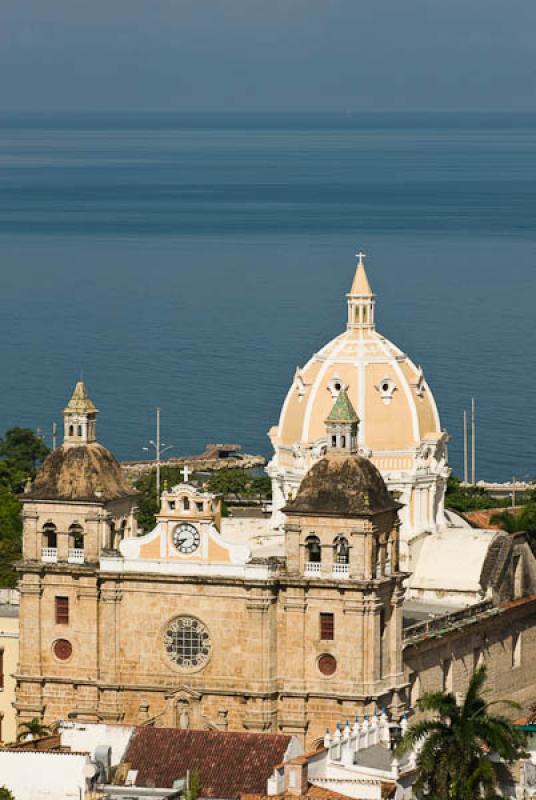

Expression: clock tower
xmin=119 ymin=478 xmax=250 ymax=567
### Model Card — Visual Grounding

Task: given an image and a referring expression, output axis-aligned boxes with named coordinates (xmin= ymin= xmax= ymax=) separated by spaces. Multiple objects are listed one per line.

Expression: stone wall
xmin=404 ymin=595 xmax=536 ymax=712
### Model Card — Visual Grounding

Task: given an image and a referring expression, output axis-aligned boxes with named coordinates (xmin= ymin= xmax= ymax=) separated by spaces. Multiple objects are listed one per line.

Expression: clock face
xmin=173 ymin=523 xmax=200 ymax=554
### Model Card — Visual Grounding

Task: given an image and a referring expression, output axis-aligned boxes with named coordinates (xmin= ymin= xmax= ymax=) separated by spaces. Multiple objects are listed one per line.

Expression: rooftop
xmin=25 ymin=442 xmax=138 ymax=503
xmin=121 ymin=728 xmax=294 ymax=798
xmin=285 ymin=454 xmax=398 ymax=517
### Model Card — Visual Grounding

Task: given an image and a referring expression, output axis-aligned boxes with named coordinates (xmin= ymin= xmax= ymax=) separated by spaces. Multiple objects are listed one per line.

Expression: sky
xmin=1 ymin=0 xmax=535 ymax=112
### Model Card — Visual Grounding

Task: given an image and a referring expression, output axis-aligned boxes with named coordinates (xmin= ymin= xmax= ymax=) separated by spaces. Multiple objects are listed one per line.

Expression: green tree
xmin=16 ymin=718 xmax=50 ymax=741
xmin=0 ymin=786 xmax=15 ymax=800
xmin=397 ymin=666 xmax=526 ymax=800
xmin=251 ymin=474 xmax=272 ymax=501
xmin=206 ymin=468 xmax=250 ymax=500
xmin=445 ymin=476 xmax=510 ymax=514
xmin=0 ymin=428 xmax=49 ymax=587
xmin=0 ymin=428 xmax=49 ymax=491
xmin=184 ymin=768 xmax=201 ymax=800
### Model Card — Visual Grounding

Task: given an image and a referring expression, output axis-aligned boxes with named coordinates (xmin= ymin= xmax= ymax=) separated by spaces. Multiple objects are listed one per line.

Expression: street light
xmin=143 ymin=407 xmax=173 ymax=506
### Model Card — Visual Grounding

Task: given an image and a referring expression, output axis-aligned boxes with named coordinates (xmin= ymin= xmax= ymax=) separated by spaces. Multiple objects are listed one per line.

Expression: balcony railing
xmin=332 ymin=563 xmax=349 ymax=577
xmin=304 ymin=562 xmax=322 ymax=577
xmin=68 ymin=548 xmax=85 ymax=564
xmin=42 ymin=547 xmax=58 ymax=563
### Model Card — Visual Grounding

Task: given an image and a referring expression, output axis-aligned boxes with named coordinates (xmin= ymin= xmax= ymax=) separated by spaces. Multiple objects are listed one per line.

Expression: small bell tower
xmin=347 ymin=252 xmax=375 ymax=332
xmin=63 ymin=381 xmax=98 ymax=446
xmin=325 ymin=388 xmax=359 ymax=454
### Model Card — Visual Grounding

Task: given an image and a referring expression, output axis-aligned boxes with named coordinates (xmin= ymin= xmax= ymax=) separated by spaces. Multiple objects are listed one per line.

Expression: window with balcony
xmin=304 ymin=535 xmax=321 ymax=576
xmin=319 ymin=613 xmax=334 ymax=640
xmin=55 ymin=596 xmax=69 ymax=625
xmin=42 ymin=523 xmax=58 ymax=562
xmin=68 ymin=523 xmax=84 ymax=563
xmin=333 ymin=535 xmax=349 ymax=576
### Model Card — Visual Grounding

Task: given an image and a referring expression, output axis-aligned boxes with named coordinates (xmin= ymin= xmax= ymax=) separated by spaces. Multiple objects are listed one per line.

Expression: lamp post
xmin=143 ymin=407 xmax=173 ymax=506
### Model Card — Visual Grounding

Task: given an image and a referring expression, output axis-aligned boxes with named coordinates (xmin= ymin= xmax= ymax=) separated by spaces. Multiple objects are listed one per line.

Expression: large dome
xmin=268 ymin=255 xmax=449 ymax=560
xmin=272 ymin=259 xmax=441 ymax=459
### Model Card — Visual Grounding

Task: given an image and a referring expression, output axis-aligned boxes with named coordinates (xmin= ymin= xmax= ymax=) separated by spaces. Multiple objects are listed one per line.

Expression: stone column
xmin=22 ymin=508 xmax=39 ymax=561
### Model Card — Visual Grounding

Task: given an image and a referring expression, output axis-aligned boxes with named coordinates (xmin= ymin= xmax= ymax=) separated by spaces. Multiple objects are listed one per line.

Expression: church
xmin=15 ymin=256 xmax=536 ymax=747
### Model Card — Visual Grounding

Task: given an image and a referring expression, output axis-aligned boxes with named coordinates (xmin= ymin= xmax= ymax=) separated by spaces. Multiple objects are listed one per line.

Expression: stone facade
xmin=14 ymin=384 xmax=536 ymax=749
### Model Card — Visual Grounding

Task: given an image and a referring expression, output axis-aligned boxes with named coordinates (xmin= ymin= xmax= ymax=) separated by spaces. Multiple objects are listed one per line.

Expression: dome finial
xmin=347 ymin=252 xmax=375 ymax=331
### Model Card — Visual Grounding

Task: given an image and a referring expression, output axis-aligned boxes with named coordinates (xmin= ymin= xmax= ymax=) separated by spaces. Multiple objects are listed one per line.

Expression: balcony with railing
xmin=332 ymin=563 xmax=349 ymax=578
xmin=304 ymin=561 xmax=322 ymax=577
xmin=42 ymin=547 xmax=58 ymax=563
xmin=68 ymin=548 xmax=85 ymax=564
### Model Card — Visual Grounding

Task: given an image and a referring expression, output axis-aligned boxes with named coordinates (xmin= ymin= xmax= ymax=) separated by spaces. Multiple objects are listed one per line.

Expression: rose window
xmin=165 ymin=616 xmax=211 ymax=670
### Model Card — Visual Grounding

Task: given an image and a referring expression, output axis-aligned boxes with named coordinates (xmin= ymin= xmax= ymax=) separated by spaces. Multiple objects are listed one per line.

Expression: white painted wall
xmin=0 ymin=751 xmax=89 ymax=800
xmin=59 ymin=722 xmax=134 ymax=765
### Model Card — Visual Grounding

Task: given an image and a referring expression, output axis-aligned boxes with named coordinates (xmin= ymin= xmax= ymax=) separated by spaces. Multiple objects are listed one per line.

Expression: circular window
xmin=165 ymin=616 xmax=212 ymax=671
xmin=53 ymin=639 xmax=72 ymax=661
xmin=382 ymin=383 xmax=390 ymax=392
xmin=334 ymin=383 xmax=341 ymax=391
xmin=318 ymin=653 xmax=337 ymax=676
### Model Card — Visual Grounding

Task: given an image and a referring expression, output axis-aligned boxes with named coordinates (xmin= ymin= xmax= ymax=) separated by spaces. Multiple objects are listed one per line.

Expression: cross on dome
xmin=355 ymin=251 xmax=367 ymax=265
xmin=180 ymin=464 xmax=191 ymax=483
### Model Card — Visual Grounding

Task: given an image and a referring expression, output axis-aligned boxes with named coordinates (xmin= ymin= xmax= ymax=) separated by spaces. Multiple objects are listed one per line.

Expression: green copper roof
xmin=325 ymin=389 xmax=359 ymax=424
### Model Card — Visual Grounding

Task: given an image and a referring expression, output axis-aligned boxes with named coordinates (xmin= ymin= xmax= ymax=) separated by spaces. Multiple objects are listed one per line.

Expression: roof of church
xmin=122 ymin=728 xmax=294 ymax=796
xmin=64 ymin=381 xmax=97 ymax=414
xmin=25 ymin=442 xmax=137 ymax=503
xmin=285 ymin=453 xmax=399 ymax=517
xmin=325 ymin=389 xmax=359 ymax=424
xmin=349 ymin=258 xmax=373 ymax=296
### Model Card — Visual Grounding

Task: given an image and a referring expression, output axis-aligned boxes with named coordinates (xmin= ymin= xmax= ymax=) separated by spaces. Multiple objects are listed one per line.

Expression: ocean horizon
xmin=0 ymin=111 xmax=535 ymax=481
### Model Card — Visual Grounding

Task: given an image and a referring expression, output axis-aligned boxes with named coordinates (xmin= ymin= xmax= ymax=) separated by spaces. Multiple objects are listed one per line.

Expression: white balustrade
xmin=42 ymin=547 xmax=58 ymax=563
xmin=304 ymin=562 xmax=321 ymax=576
xmin=332 ymin=563 xmax=349 ymax=577
xmin=68 ymin=548 xmax=85 ymax=564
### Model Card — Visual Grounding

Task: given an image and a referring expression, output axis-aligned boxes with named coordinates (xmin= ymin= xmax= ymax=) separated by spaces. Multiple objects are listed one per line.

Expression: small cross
xmin=181 ymin=464 xmax=190 ymax=483
xmin=355 ymin=251 xmax=367 ymax=265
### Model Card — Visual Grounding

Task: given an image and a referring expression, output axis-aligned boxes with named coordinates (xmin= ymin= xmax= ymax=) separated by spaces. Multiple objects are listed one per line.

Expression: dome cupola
xmin=347 ymin=252 xmax=375 ymax=332
xmin=64 ymin=381 xmax=97 ymax=446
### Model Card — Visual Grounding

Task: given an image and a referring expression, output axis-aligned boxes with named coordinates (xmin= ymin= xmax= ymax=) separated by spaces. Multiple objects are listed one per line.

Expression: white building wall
xmin=0 ymin=751 xmax=89 ymax=800
xmin=59 ymin=721 xmax=134 ymax=766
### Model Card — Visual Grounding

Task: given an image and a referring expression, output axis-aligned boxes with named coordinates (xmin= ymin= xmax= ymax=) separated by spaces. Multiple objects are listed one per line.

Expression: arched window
xmin=334 ymin=535 xmax=349 ymax=564
xmin=341 ymin=435 xmax=346 ymax=448
xmin=331 ymin=435 xmax=337 ymax=447
xmin=77 ymin=425 xmax=82 ymax=437
xmin=183 ymin=496 xmax=190 ymax=511
xmin=42 ymin=522 xmax=57 ymax=549
xmin=68 ymin=425 xmax=74 ymax=437
xmin=69 ymin=523 xmax=84 ymax=550
xmin=305 ymin=535 xmax=321 ymax=563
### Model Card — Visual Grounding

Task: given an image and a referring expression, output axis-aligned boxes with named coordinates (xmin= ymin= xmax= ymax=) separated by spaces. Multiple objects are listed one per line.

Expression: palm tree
xmin=16 ymin=718 xmax=50 ymax=741
xmin=396 ymin=666 xmax=526 ymax=800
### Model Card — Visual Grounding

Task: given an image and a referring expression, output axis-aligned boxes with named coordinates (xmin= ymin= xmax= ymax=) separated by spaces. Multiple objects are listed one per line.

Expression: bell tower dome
xmin=63 ymin=381 xmax=98 ymax=445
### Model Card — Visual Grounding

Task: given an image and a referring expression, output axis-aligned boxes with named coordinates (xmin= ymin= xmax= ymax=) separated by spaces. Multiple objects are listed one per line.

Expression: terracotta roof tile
xmin=123 ymin=728 xmax=293 ymax=797
xmin=242 ymin=787 xmax=351 ymax=800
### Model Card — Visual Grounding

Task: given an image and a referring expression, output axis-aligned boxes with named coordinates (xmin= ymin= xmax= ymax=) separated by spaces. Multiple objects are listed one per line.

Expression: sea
xmin=0 ymin=112 xmax=535 ymax=482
